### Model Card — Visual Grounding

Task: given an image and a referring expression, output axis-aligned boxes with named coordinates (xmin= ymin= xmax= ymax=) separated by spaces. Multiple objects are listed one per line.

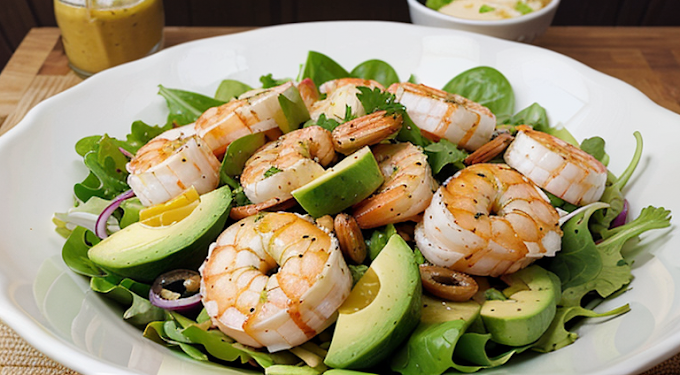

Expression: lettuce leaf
xmin=90 ymin=276 xmax=165 ymax=326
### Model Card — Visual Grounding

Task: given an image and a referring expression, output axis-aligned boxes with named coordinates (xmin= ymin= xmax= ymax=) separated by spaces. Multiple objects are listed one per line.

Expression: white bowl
xmin=407 ymin=0 xmax=561 ymax=42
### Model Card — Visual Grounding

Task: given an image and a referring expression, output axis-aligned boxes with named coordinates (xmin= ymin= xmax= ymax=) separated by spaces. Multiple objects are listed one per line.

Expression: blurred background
xmin=2 ymin=0 xmax=679 ymax=71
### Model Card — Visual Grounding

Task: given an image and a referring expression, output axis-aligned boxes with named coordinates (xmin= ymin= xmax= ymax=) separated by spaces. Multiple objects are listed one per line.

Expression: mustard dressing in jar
xmin=54 ymin=0 xmax=164 ymax=77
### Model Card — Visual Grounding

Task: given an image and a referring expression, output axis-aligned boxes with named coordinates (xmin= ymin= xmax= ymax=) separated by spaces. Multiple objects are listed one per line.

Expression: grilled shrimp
xmin=353 ymin=143 xmax=437 ymax=229
xmin=310 ymin=78 xmax=384 ymax=122
xmin=331 ymin=111 xmax=403 ymax=155
xmin=388 ymin=82 xmax=495 ymax=151
xmin=504 ymin=125 xmax=607 ymax=206
xmin=200 ymin=212 xmax=352 ymax=352
xmin=126 ymin=134 xmax=221 ymax=206
xmin=415 ymin=163 xmax=562 ymax=277
xmin=194 ymin=81 xmax=295 ymax=157
xmin=240 ymin=126 xmax=335 ymax=204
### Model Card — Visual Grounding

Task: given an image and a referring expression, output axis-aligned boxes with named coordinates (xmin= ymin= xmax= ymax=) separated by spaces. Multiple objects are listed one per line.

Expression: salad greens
xmin=57 ymin=50 xmax=672 ymax=375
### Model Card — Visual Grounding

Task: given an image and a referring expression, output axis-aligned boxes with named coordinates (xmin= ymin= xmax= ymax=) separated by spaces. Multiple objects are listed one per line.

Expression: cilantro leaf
xmin=515 ymin=1 xmax=533 ymax=14
xmin=309 ymin=113 xmax=342 ymax=132
xmin=264 ymin=166 xmax=283 ymax=178
xmin=356 ymin=86 xmax=405 ymax=115
xmin=479 ymin=4 xmax=496 ymax=13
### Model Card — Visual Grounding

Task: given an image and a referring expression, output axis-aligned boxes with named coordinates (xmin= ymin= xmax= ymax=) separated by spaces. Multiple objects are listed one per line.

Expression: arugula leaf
xmin=350 ymin=59 xmax=400 ymax=87
xmin=424 ymin=139 xmax=468 ymax=174
xmin=260 ymin=73 xmax=292 ymax=89
xmin=302 ymin=51 xmax=350 ymax=88
xmin=442 ymin=67 xmax=515 ymax=123
xmin=124 ymin=120 xmax=173 ymax=153
xmin=158 ymin=85 xmax=225 ymax=126
xmin=425 ymin=0 xmax=454 ymax=10
xmin=215 ymin=79 xmax=253 ymax=101
xmin=590 ymin=132 xmax=643 ymax=236
xmin=119 ymin=197 xmax=144 ymax=228
xmin=532 ymin=304 xmax=630 ymax=352
xmin=547 ymin=203 xmax=671 ymax=307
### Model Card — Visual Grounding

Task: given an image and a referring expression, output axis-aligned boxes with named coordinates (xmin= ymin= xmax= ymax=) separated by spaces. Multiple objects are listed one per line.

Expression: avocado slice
xmin=276 ymin=85 xmax=310 ymax=133
xmin=292 ymin=146 xmax=383 ymax=218
xmin=480 ymin=265 xmax=561 ymax=346
xmin=88 ymin=186 xmax=232 ymax=283
xmin=325 ymin=235 xmax=421 ymax=369
xmin=421 ymin=294 xmax=481 ymax=328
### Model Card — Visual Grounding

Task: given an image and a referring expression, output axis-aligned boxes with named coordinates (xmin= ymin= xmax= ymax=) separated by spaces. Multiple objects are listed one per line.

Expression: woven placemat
xmin=1 ymin=320 xmax=678 ymax=374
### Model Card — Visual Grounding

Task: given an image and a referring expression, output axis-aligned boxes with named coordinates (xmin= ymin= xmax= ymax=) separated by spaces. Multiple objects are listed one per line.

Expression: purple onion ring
xmin=95 ymin=189 xmax=135 ymax=239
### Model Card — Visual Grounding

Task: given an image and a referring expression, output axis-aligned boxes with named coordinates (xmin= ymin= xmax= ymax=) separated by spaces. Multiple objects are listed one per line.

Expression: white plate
xmin=0 ymin=21 xmax=678 ymax=375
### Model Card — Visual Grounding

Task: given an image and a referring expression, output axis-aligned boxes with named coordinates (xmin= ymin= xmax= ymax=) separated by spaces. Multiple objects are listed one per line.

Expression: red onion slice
xmin=119 ymin=147 xmax=135 ymax=159
xmin=610 ymin=199 xmax=630 ymax=229
xmin=95 ymin=189 xmax=135 ymax=239
xmin=149 ymin=269 xmax=202 ymax=312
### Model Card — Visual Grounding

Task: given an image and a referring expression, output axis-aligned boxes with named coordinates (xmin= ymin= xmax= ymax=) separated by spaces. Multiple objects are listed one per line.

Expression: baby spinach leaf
xmin=158 ymin=85 xmax=225 ymax=126
xmin=442 ymin=67 xmax=515 ymax=123
xmin=424 ymin=139 xmax=468 ymax=174
xmin=505 ymin=102 xmax=549 ymax=132
xmin=90 ymin=276 xmax=165 ymax=326
xmin=215 ymin=79 xmax=253 ymax=101
xmin=453 ymin=332 xmax=530 ymax=370
xmin=391 ymin=320 xmax=466 ymax=375
xmin=532 ymin=304 xmax=630 ymax=353
xmin=351 ymin=59 xmax=400 ymax=87
xmin=580 ymin=136 xmax=607 ymax=163
xmin=425 ymin=0 xmax=454 ymax=10
xmin=365 ymin=224 xmax=398 ymax=261
xmin=590 ymin=132 xmax=643 ymax=237
xmin=61 ymin=226 xmax=104 ymax=277
xmin=302 ymin=51 xmax=350 ymax=88
xmin=220 ymin=132 xmax=267 ymax=178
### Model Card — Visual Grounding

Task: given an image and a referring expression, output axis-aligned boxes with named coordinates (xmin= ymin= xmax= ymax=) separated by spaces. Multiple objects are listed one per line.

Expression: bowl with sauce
xmin=407 ymin=0 xmax=560 ymax=42
xmin=54 ymin=0 xmax=164 ymax=77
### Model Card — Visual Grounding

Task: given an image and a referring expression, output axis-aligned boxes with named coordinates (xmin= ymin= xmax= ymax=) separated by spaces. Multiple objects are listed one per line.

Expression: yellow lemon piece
xmin=140 ymin=187 xmax=200 ymax=227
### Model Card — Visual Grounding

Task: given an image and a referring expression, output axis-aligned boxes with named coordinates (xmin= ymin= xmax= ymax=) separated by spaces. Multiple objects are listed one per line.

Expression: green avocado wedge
xmin=292 ymin=146 xmax=383 ymax=218
xmin=480 ymin=265 xmax=561 ymax=346
xmin=325 ymin=235 xmax=421 ymax=369
xmin=88 ymin=186 xmax=232 ymax=283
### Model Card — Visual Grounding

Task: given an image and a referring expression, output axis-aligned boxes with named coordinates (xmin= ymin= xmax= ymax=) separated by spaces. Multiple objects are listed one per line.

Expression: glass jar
xmin=54 ymin=0 xmax=164 ymax=77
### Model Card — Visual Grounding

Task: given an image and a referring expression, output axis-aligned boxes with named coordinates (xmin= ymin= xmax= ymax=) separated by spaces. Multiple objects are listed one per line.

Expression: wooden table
xmin=0 ymin=26 xmax=679 ymax=374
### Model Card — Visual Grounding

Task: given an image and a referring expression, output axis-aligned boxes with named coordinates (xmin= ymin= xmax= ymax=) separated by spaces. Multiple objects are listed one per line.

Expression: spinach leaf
xmin=424 ymin=139 xmax=468 ymax=174
xmin=61 ymin=226 xmax=104 ymax=277
xmin=220 ymin=132 xmax=266 ymax=178
xmin=365 ymin=225 xmax=398 ymax=261
xmin=442 ymin=67 xmax=515 ymax=123
xmin=214 ymin=79 xmax=252 ymax=101
xmin=301 ymin=51 xmax=350 ymax=88
xmin=453 ymin=332 xmax=530 ymax=369
xmin=504 ymin=102 xmax=549 ymax=132
xmin=391 ymin=320 xmax=466 ymax=375
xmin=90 ymin=276 xmax=166 ymax=326
xmin=425 ymin=0 xmax=454 ymax=10
xmin=158 ymin=85 xmax=225 ymax=126
xmin=351 ymin=59 xmax=400 ymax=87
xmin=590 ymin=132 xmax=643 ymax=236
